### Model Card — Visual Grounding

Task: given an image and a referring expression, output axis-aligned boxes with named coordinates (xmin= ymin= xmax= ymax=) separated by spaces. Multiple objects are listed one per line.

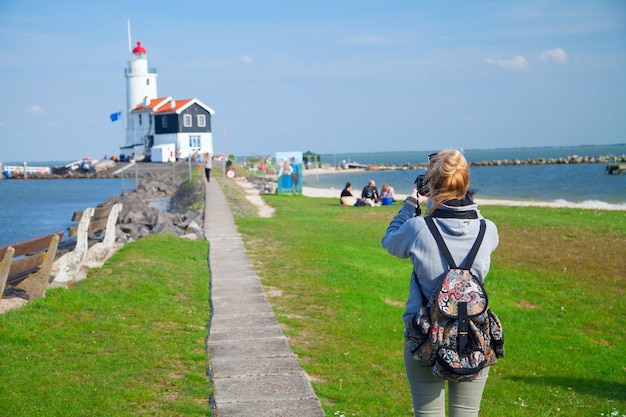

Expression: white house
xmin=121 ymin=41 xmax=215 ymax=161
xmin=130 ymin=96 xmax=215 ymax=160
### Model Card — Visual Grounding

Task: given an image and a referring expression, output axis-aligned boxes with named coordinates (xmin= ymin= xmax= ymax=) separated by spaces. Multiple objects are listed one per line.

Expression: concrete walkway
xmin=203 ymin=180 xmax=325 ymax=417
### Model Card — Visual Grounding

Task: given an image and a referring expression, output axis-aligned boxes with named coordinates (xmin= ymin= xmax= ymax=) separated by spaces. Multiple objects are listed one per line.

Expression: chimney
xmin=170 ymin=100 xmax=176 ymax=110
xmin=143 ymin=96 xmax=151 ymax=107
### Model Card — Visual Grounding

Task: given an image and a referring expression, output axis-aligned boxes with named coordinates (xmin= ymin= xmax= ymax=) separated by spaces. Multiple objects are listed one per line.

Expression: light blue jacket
xmin=381 ymin=200 xmax=499 ymax=326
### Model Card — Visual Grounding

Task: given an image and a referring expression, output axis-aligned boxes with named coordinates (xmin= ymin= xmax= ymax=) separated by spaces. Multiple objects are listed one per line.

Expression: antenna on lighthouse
xmin=127 ymin=19 xmax=132 ymax=53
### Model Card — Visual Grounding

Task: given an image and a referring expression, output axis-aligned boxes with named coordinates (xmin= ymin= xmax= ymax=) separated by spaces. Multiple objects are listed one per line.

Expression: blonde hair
xmin=425 ymin=149 xmax=470 ymax=210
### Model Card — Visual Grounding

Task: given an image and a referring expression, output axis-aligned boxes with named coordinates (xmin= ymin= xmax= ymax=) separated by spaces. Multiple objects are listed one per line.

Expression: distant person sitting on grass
xmin=380 ymin=183 xmax=396 ymax=205
xmin=362 ymin=180 xmax=382 ymax=205
xmin=340 ymin=182 xmax=371 ymax=206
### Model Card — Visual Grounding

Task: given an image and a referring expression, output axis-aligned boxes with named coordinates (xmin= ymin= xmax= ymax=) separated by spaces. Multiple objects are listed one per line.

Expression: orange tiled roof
xmin=132 ymin=97 xmax=171 ymax=111
xmin=132 ymin=97 xmax=214 ymax=115
xmin=154 ymin=99 xmax=192 ymax=113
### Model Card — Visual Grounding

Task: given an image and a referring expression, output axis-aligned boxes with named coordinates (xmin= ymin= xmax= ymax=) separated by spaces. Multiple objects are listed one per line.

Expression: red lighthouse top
xmin=132 ymin=41 xmax=147 ymax=54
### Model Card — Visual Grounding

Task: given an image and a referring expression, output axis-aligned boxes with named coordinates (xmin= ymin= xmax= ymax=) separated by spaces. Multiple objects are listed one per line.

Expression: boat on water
xmin=340 ymin=160 xmax=369 ymax=169
xmin=51 ymin=157 xmax=97 ymax=175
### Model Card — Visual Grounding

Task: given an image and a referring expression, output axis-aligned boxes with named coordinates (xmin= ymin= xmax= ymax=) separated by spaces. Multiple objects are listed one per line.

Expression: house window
xmin=161 ymin=116 xmax=168 ymax=129
xmin=183 ymin=114 xmax=192 ymax=127
xmin=189 ymin=135 xmax=201 ymax=149
xmin=197 ymin=114 xmax=206 ymax=127
xmin=139 ymin=114 xmax=142 ymax=126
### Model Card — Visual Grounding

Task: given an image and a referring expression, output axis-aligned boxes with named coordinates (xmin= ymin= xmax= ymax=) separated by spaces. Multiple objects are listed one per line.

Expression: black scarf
xmin=429 ymin=193 xmax=477 ymax=219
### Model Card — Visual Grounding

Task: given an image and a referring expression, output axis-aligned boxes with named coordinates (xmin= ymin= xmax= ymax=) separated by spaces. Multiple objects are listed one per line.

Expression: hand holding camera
xmin=410 ymin=174 xmax=430 ymax=217
xmin=414 ymin=174 xmax=429 ymax=197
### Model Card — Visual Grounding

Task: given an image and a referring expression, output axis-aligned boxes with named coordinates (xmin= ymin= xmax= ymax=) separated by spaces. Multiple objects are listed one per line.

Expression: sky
xmin=1 ymin=0 xmax=625 ymax=162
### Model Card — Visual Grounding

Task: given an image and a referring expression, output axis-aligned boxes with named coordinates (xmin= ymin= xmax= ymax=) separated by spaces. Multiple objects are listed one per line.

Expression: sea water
xmin=318 ymin=144 xmax=626 ymax=166
xmin=305 ymin=144 xmax=626 ymax=207
xmin=1 ymin=145 xmax=624 ymax=247
xmin=0 ymin=178 xmax=134 ymax=247
xmin=303 ymin=162 xmax=626 ymax=205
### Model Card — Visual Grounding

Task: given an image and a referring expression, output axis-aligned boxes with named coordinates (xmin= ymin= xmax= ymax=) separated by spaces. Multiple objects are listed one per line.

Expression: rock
xmin=98 ymin=164 xmax=205 ymax=243
xmin=118 ymin=223 xmax=151 ymax=241
xmin=185 ymin=220 xmax=204 ymax=239
xmin=153 ymin=221 xmax=184 ymax=236
xmin=95 ymin=159 xmax=116 ymax=172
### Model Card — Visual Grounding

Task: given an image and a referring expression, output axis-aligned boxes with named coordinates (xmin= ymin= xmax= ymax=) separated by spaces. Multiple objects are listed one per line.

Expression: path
xmin=203 ymin=180 xmax=325 ymax=417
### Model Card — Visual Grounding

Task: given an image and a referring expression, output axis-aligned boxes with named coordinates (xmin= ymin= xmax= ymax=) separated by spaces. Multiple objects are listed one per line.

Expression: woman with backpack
xmin=381 ymin=149 xmax=500 ymax=417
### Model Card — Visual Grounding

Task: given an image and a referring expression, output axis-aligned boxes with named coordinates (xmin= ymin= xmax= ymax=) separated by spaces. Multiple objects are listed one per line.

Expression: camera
xmin=414 ymin=174 xmax=429 ymax=196
xmin=415 ymin=175 xmax=429 ymax=195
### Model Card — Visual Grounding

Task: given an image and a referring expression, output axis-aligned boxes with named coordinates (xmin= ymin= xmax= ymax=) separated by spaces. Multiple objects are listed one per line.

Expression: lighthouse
xmin=120 ymin=39 xmax=215 ymax=161
xmin=124 ymin=41 xmax=157 ymax=148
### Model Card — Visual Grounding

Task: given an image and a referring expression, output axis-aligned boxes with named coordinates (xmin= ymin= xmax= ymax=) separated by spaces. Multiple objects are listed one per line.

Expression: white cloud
xmin=485 ymin=55 xmax=532 ymax=71
xmin=26 ymin=105 xmax=44 ymax=114
xmin=240 ymin=55 xmax=253 ymax=64
xmin=541 ymin=48 xmax=568 ymax=63
xmin=341 ymin=34 xmax=390 ymax=46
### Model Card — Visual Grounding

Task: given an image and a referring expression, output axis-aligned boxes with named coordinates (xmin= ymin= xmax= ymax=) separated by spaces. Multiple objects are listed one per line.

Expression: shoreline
xmin=300 ymin=186 xmax=626 ymax=211
xmin=298 ymin=167 xmax=626 ymax=211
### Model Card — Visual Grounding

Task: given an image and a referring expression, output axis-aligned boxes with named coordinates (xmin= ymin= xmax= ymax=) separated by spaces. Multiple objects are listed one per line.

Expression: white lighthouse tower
xmin=124 ymin=41 xmax=157 ymax=148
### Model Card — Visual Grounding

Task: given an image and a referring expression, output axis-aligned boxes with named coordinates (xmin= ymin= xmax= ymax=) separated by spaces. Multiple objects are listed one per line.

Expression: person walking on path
xmin=204 ymin=152 xmax=213 ymax=182
xmin=381 ymin=149 xmax=499 ymax=417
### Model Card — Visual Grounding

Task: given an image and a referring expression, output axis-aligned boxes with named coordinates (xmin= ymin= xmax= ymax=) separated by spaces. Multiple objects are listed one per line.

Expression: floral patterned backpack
xmin=408 ymin=217 xmax=505 ymax=382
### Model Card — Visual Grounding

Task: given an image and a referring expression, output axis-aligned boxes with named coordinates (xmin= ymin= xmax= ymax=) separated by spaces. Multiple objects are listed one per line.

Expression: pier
xmin=0 ymin=162 xmax=51 ymax=179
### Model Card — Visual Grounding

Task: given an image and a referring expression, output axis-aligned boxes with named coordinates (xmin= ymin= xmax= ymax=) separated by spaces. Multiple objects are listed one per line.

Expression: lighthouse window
xmin=189 ymin=135 xmax=201 ymax=149
xmin=183 ymin=114 xmax=192 ymax=127
xmin=146 ymin=79 xmax=150 ymax=86
xmin=197 ymin=114 xmax=206 ymax=127
xmin=139 ymin=114 xmax=142 ymax=126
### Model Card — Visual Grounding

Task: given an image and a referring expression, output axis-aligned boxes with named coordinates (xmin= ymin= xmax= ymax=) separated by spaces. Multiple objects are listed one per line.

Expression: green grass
xmin=0 ymin=234 xmax=211 ymax=417
xmin=232 ymin=193 xmax=626 ymax=417
xmin=1 ymin=176 xmax=624 ymax=417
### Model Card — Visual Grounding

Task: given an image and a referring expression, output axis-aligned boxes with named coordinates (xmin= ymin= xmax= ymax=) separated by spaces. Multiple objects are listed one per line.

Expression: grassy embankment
xmin=228 ymin=182 xmax=625 ymax=417
xmin=0 ymin=174 xmax=211 ymax=417
xmin=0 ymin=172 xmax=624 ymax=417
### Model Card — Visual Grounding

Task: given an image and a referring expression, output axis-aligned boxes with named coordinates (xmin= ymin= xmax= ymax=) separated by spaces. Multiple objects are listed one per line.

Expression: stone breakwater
xmin=97 ymin=165 xmax=206 ymax=243
xmin=369 ymin=154 xmax=626 ymax=170
xmin=469 ymin=154 xmax=626 ymax=167
xmin=103 ymin=182 xmax=204 ymax=243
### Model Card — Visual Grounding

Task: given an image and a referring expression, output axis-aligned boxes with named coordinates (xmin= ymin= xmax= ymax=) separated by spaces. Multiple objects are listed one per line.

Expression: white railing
xmin=3 ymin=165 xmax=51 ymax=176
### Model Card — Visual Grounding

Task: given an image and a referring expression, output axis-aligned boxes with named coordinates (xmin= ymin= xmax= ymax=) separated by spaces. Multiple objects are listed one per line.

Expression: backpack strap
xmin=464 ymin=220 xmax=487 ymax=269
xmin=413 ymin=217 xmax=486 ymax=307
xmin=425 ymin=216 xmax=486 ymax=270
